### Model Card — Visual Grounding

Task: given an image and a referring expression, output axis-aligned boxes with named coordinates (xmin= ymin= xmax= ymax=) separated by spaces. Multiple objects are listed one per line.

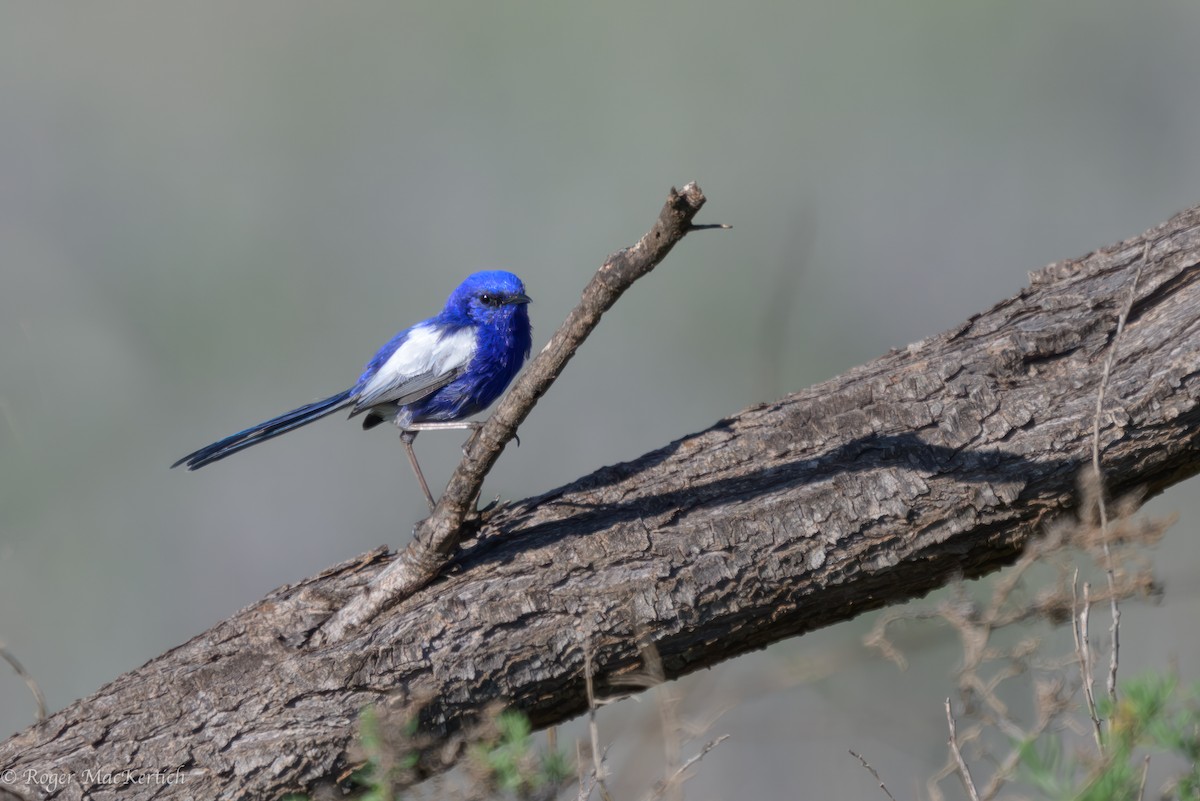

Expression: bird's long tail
xmin=172 ymin=389 xmax=355 ymax=470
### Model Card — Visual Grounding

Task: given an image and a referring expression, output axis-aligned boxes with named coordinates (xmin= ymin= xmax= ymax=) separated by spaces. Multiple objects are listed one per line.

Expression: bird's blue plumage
xmin=173 ymin=270 xmax=532 ymax=471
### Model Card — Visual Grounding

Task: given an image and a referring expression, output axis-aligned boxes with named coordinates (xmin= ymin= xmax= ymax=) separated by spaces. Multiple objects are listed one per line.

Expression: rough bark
xmin=3 ymin=204 xmax=1200 ymax=801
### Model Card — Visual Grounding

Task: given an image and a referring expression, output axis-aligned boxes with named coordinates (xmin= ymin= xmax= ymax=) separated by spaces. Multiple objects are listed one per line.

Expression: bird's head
xmin=446 ymin=270 xmax=532 ymax=329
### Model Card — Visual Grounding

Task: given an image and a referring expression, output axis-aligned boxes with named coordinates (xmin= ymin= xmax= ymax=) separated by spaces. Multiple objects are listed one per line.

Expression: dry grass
xmin=859 ymin=250 xmax=1175 ymax=800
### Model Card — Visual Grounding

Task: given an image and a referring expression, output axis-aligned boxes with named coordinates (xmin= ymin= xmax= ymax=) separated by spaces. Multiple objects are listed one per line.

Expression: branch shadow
xmin=449 ymin=427 xmax=1082 ymax=575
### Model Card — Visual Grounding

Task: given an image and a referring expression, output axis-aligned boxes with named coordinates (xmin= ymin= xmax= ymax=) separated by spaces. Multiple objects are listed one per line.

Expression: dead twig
xmin=642 ymin=643 xmax=682 ymax=801
xmin=1076 ymin=579 xmax=1104 ymax=753
xmin=849 ymin=749 xmax=898 ymax=801
xmin=612 ymin=637 xmax=729 ymax=801
xmin=1089 ymin=244 xmax=1147 ymax=706
xmin=0 ymin=640 xmax=46 ymax=722
xmin=583 ymin=639 xmax=614 ymax=801
xmin=946 ymin=698 xmax=982 ymax=801
xmin=576 ymin=740 xmax=587 ymax=801
xmin=645 ymin=735 xmax=729 ymax=801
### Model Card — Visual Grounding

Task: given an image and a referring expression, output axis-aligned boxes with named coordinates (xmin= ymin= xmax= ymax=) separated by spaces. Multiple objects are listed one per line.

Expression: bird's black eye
xmin=479 ymin=293 xmax=503 ymax=307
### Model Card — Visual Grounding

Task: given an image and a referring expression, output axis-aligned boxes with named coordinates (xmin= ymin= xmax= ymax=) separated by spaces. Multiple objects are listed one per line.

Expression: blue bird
xmin=173 ymin=270 xmax=532 ymax=510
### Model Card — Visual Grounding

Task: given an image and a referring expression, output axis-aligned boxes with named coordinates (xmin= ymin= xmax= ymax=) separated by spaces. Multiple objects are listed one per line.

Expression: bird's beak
xmin=509 ymin=292 xmax=532 ymax=305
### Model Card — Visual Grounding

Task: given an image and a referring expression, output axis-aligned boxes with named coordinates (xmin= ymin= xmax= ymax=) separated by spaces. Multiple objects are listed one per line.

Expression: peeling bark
xmin=3 ymin=205 xmax=1200 ymax=801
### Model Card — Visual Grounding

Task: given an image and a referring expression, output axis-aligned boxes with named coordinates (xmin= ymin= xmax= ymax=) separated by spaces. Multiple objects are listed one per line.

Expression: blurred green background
xmin=3 ymin=2 xmax=1200 ymax=797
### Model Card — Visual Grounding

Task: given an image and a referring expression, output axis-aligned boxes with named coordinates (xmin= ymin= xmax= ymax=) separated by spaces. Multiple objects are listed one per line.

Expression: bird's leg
xmin=399 ymin=420 xmax=516 ymax=511
xmin=400 ymin=430 xmax=437 ymax=512
xmin=405 ymin=420 xmax=484 ymax=456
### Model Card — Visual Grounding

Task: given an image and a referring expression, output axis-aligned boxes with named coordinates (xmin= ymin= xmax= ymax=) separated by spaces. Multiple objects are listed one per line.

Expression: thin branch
xmin=643 ymin=643 xmax=682 ymax=801
xmin=849 ymin=749 xmax=898 ymax=801
xmin=946 ymin=698 xmax=981 ymax=801
xmin=1089 ymin=244 xmax=1147 ymax=705
xmin=1078 ymin=582 xmax=1104 ymax=752
xmin=618 ymin=637 xmax=727 ymax=801
xmin=584 ymin=639 xmax=614 ymax=801
xmin=646 ymin=735 xmax=730 ymax=801
xmin=675 ymin=735 xmax=729 ymax=776
xmin=1073 ymin=573 xmax=1105 ymax=755
xmin=317 ymin=183 xmax=719 ymax=644
xmin=0 ymin=641 xmax=46 ymax=722
xmin=576 ymin=740 xmax=591 ymax=801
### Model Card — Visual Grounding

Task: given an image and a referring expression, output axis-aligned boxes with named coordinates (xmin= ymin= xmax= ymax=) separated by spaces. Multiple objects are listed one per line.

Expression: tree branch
xmin=317 ymin=182 xmax=719 ymax=644
xmin=3 ymin=201 xmax=1200 ymax=801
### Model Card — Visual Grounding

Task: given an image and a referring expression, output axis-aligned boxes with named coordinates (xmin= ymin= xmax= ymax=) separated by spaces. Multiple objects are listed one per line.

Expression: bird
xmin=172 ymin=270 xmax=533 ymax=510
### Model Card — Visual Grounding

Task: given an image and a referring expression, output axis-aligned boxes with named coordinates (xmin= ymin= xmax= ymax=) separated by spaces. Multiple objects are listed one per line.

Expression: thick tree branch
xmin=317 ymin=183 xmax=718 ymax=644
xmin=4 ymin=202 xmax=1200 ymax=801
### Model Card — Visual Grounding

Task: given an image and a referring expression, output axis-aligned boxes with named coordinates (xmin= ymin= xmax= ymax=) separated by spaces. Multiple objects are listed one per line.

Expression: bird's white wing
xmin=352 ymin=324 xmax=477 ymax=413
